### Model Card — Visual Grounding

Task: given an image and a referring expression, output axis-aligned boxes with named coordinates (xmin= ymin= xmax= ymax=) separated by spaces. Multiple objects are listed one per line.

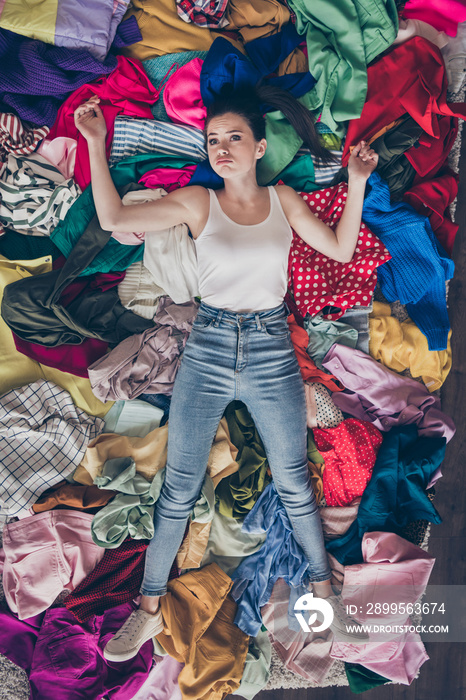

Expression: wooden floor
xmin=234 ymin=133 xmax=466 ymax=700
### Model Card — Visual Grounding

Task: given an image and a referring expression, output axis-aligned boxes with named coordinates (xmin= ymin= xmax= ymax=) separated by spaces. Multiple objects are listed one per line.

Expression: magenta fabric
xmin=322 ymin=344 xmax=456 ymax=442
xmin=1 ymin=510 xmax=105 ymax=620
xmin=0 ymin=603 xmax=153 ymax=700
xmin=139 ymin=165 xmax=196 ymax=192
xmin=12 ymin=271 xmax=125 ymax=377
xmin=48 ymin=56 xmax=159 ymax=190
xmin=163 ymin=58 xmax=206 ymax=129
xmin=404 ymin=0 xmax=466 ymax=36
xmin=330 ymin=531 xmax=434 ymax=684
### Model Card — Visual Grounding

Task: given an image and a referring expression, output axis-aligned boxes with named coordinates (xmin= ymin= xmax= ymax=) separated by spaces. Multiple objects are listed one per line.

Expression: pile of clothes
xmin=0 ymin=1 xmax=464 ymax=697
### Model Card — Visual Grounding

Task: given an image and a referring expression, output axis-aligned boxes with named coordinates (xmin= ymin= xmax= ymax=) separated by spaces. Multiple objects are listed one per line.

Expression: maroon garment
xmin=64 ymin=537 xmax=180 ymax=622
xmin=403 ymin=169 xmax=459 ymax=256
xmin=13 ymin=270 xmax=125 ymax=377
xmin=342 ymin=38 xmax=466 ymax=180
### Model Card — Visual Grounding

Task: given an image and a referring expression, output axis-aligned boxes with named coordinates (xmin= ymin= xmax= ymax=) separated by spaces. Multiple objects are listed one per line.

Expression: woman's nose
xmin=218 ymin=144 xmax=229 ymax=155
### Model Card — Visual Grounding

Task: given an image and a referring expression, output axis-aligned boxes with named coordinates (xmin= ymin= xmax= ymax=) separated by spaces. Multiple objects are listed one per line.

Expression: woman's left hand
xmin=347 ymin=141 xmax=378 ymax=181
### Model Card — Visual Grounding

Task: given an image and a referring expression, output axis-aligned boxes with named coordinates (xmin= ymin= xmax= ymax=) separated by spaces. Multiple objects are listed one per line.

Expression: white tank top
xmin=194 ymin=186 xmax=292 ymax=313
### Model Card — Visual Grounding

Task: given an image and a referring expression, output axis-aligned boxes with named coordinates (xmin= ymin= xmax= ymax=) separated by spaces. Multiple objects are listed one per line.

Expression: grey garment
xmin=303 ymin=313 xmax=358 ymax=369
xmin=231 ymin=629 xmax=272 ymax=700
xmin=143 ymin=51 xmax=208 ymax=122
xmin=1 ymin=183 xmax=154 ymax=347
xmin=88 ymin=297 xmax=199 ymax=401
xmin=339 ymin=301 xmax=373 ymax=354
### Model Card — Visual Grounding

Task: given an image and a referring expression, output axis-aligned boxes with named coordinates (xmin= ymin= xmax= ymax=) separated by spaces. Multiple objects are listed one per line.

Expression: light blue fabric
xmin=229 ymin=480 xmax=329 ymax=637
xmin=140 ymin=301 xmax=331 ymax=597
xmin=362 ymin=172 xmax=454 ymax=351
xmin=103 ymin=399 xmax=164 ymax=437
xmin=339 ymin=302 xmax=373 ymax=354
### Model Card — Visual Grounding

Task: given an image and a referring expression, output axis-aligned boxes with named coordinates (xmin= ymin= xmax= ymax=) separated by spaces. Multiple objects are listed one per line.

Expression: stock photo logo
xmin=294 ymin=592 xmax=334 ymax=633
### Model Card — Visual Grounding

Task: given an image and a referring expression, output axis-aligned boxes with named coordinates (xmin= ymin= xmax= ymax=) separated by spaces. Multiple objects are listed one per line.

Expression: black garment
xmin=1 ymin=184 xmax=154 ymax=347
xmin=333 ymin=114 xmax=423 ymax=200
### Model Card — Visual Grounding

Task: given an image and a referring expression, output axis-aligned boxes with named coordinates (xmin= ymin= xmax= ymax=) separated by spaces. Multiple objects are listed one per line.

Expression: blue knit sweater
xmin=362 ymin=172 xmax=454 ymax=351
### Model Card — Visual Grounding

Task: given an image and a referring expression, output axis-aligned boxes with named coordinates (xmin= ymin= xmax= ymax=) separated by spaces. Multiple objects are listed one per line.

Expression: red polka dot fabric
xmin=288 ymin=183 xmax=391 ymax=320
xmin=314 ymin=417 xmax=383 ymax=507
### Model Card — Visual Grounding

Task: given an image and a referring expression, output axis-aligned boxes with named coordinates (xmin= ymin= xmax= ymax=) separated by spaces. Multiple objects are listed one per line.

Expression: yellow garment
xmin=75 ymin=418 xmax=238 ymax=485
xmin=0 ymin=256 xmax=111 ymax=418
xmin=369 ymin=301 xmax=452 ymax=391
xmin=225 ymin=0 xmax=290 ymax=41
xmin=308 ymin=461 xmax=325 ymax=505
xmin=120 ymin=0 xmax=242 ymax=60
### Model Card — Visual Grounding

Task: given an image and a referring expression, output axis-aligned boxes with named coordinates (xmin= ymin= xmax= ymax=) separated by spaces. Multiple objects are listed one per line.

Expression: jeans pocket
xmin=48 ymin=632 xmax=91 ymax=679
xmin=193 ymin=315 xmax=215 ymax=330
xmin=263 ymin=319 xmax=289 ymax=339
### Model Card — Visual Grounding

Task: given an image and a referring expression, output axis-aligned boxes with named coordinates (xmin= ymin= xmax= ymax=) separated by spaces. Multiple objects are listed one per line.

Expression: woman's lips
xmin=216 ymin=159 xmax=232 ymax=165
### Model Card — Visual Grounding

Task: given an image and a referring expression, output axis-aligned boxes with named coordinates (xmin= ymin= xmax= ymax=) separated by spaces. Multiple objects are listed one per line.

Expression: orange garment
xmin=156 ymin=563 xmax=249 ymax=700
xmin=32 ymin=481 xmax=116 ymax=513
xmin=287 ymin=313 xmax=344 ymax=392
xmin=348 ymin=118 xmax=404 ymax=152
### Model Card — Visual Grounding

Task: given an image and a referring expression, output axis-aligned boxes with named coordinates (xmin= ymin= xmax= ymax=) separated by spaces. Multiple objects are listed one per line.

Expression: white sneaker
xmin=103 ymin=608 xmax=164 ymax=662
xmin=327 ymin=594 xmax=370 ymax=643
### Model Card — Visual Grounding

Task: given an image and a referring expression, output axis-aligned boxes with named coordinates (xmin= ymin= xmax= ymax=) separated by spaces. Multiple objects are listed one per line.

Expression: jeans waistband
xmin=198 ymin=301 xmax=289 ymax=328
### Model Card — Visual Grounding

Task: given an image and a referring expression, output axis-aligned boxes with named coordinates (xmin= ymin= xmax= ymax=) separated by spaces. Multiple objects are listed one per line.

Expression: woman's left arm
xmin=278 ymin=141 xmax=378 ymax=263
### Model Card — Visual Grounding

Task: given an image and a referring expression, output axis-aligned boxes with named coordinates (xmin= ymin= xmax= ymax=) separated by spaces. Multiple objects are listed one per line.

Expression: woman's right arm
xmin=74 ymin=97 xmax=206 ymax=233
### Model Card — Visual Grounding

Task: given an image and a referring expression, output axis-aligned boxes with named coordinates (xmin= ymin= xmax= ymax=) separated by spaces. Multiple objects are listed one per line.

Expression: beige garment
xmin=369 ymin=301 xmax=452 ymax=391
xmin=75 ymin=418 xmax=238 ymax=486
xmin=120 ymin=0 xmax=242 ymax=60
xmin=0 ymin=255 xmax=112 ymax=418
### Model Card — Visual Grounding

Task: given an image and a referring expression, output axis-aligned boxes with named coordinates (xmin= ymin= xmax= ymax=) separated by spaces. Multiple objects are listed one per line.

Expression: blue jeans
xmin=140 ymin=302 xmax=332 ymax=595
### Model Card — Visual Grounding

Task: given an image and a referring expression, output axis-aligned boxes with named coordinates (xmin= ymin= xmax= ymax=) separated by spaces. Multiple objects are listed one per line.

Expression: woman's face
xmin=206 ymin=112 xmax=267 ymax=178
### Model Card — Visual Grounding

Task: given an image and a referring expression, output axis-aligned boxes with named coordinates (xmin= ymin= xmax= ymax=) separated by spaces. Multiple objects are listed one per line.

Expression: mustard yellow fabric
xmin=225 ymin=0 xmax=290 ymax=41
xmin=0 ymin=0 xmax=58 ymax=44
xmin=369 ymin=301 xmax=452 ymax=392
xmin=0 ymin=256 xmax=112 ymax=418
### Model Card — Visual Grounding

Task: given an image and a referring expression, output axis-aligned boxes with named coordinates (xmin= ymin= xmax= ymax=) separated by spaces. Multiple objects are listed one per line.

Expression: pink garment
xmin=48 ymin=56 xmax=158 ymax=190
xmin=1 ymin=510 xmax=105 ymax=620
xmin=140 ymin=165 xmax=195 ymax=192
xmin=404 ymin=0 xmax=466 ymax=36
xmin=163 ymin=58 xmax=206 ymax=129
xmin=330 ymin=531 xmax=435 ymax=684
xmin=261 ymin=577 xmax=335 ymax=684
xmin=131 ymin=654 xmax=184 ymax=700
xmin=322 ymin=344 xmax=456 ymax=442
xmin=36 ymin=137 xmax=77 ymax=179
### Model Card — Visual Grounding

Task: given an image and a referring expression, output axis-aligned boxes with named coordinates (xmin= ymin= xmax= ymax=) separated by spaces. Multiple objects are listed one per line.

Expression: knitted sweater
xmin=362 ymin=172 xmax=454 ymax=351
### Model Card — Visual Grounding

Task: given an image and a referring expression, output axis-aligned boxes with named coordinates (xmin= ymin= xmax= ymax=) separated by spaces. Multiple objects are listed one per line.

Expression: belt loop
xmin=214 ymin=309 xmax=223 ymax=327
xmin=255 ymin=313 xmax=262 ymax=331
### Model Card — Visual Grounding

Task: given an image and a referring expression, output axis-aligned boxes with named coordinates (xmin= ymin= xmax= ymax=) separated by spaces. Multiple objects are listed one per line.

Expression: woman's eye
xmin=208 ymin=139 xmax=218 ymax=146
xmin=231 ymin=135 xmax=241 ymax=141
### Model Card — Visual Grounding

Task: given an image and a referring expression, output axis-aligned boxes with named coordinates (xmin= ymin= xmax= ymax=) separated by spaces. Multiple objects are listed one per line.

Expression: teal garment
xmin=231 ymin=629 xmax=272 ymax=700
xmin=199 ymin=508 xmax=266 ymax=577
xmin=288 ymin=0 xmax=398 ymax=132
xmin=91 ymin=456 xmax=215 ymax=549
xmin=345 ymin=662 xmax=390 ymax=693
xmin=50 ymin=153 xmax=198 ymax=276
xmin=0 ymin=228 xmax=61 ymax=261
xmin=270 ymin=152 xmax=320 ymax=192
xmin=303 ymin=313 xmax=359 ymax=369
xmin=143 ymin=51 xmax=208 ymax=122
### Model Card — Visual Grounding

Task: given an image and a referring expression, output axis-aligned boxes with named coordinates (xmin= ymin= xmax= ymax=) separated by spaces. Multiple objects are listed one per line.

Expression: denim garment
xmin=141 ymin=301 xmax=332 ymax=595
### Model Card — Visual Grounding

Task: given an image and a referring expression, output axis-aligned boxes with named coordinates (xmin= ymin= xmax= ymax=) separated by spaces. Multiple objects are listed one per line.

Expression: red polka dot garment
xmin=314 ymin=417 xmax=384 ymax=507
xmin=288 ymin=183 xmax=391 ymax=320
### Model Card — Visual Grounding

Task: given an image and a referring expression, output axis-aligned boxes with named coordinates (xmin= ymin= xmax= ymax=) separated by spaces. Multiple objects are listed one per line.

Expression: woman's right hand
xmin=74 ymin=96 xmax=107 ymax=142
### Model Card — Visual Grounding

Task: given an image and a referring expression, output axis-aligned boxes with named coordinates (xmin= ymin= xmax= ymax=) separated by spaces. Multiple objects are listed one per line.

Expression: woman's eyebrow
xmin=207 ymin=129 xmax=244 ymax=136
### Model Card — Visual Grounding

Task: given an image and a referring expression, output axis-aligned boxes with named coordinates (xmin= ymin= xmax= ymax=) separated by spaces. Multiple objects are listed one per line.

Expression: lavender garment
xmin=88 ymin=297 xmax=199 ymax=401
xmin=131 ymin=654 xmax=184 ymax=700
xmin=322 ymin=344 xmax=455 ymax=442
xmin=0 ymin=28 xmax=117 ymax=126
xmin=0 ymin=603 xmax=153 ymax=699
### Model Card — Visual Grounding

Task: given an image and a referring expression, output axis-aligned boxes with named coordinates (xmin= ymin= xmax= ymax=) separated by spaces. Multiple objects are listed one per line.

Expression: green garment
xmin=345 ymin=662 xmax=390 ymax=693
xmin=231 ymin=629 xmax=272 ymax=700
xmin=287 ymin=0 xmax=398 ymax=133
xmin=199 ymin=508 xmax=266 ymax=577
xmin=304 ymin=313 xmax=359 ymax=369
xmin=307 ymin=431 xmax=324 ymax=464
xmin=270 ymin=153 xmax=320 ymax=193
xmin=0 ymin=228 xmax=61 ymax=261
xmin=332 ymin=114 xmax=422 ymax=200
xmin=50 ymin=153 xmax=198 ymax=276
xmin=91 ymin=456 xmax=215 ymax=548
xmin=216 ymin=401 xmax=272 ymax=520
